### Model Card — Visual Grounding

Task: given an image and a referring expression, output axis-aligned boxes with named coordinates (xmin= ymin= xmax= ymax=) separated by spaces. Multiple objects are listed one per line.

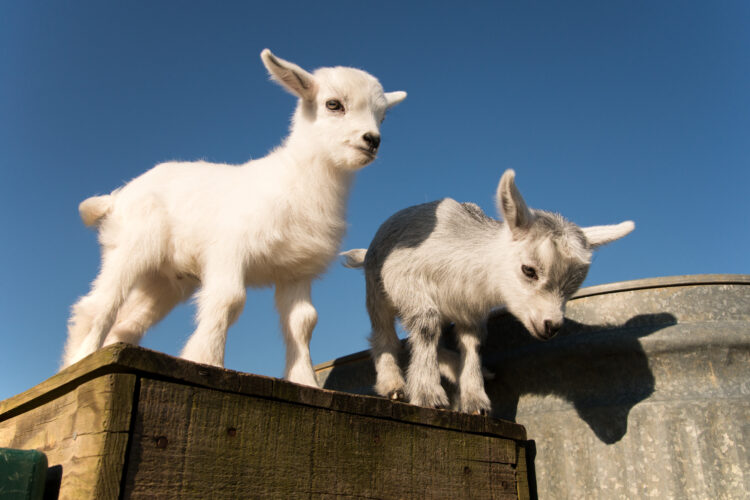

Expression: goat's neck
xmin=271 ymin=137 xmax=355 ymax=217
xmin=283 ymin=128 xmax=339 ymax=165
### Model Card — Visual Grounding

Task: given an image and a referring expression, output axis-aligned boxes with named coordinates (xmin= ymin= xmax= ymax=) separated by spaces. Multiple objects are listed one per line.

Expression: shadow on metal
xmin=320 ymin=310 xmax=675 ymax=445
xmin=482 ymin=311 xmax=676 ymax=444
xmin=317 ymin=312 xmax=675 ymax=444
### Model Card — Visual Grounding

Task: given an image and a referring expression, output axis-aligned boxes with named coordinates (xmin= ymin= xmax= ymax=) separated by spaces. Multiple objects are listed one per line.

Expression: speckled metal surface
xmin=315 ymin=275 xmax=750 ymax=499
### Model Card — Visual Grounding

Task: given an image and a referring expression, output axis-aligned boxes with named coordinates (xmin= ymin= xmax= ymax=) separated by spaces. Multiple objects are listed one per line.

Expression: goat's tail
xmin=340 ymin=249 xmax=367 ymax=269
xmin=79 ymin=194 xmax=113 ymax=227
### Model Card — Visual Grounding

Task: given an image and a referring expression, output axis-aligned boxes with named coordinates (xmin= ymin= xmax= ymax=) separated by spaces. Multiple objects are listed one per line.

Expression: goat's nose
xmin=544 ymin=320 xmax=562 ymax=338
xmin=363 ymin=132 xmax=380 ymax=150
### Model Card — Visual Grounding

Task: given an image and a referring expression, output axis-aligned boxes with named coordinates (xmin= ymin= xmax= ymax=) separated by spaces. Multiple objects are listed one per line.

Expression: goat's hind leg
xmin=63 ymin=294 xmax=99 ymax=367
xmin=404 ymin=309 xmax=449 ymax=409
xmin=368 ymin=293 xmax=405 ymax=401
xmin=103 ymin=272 xmax=190 ymax=347
xmin=62 ymin=195 xmax=170 ymax=369
xmin=62 ymin=248 xmax=144 ymax=368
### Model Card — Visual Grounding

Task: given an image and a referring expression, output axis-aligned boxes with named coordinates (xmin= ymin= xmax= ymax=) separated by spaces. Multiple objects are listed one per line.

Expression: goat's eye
xmin=522 ymin=265 xmax=538 ymax=280
xmin=326 ymin=99 xmax=344 ymax=112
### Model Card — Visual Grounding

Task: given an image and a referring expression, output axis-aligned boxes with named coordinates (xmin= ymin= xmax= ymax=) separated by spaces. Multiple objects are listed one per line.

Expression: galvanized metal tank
xmin=315 ymin=274 xmax=750 ymax=499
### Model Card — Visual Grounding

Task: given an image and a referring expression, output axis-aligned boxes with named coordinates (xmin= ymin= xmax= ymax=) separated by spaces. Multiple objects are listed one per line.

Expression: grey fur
xmin=342 ymin=169 xmax=634 ymax=414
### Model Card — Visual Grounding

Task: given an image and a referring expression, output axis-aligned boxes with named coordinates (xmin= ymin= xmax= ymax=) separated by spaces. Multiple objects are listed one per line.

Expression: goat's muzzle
xmin=363 ymin=132 xmax=381 ymax=152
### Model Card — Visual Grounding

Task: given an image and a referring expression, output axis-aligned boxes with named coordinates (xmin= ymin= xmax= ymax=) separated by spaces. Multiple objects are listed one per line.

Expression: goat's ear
xmin=385 ymin=91 xmax=407 ymax=109
xmin=496 ymin=169 xmax=533 ymax=237
xmin=261 ymin=49 xmax=317 ymax=101
xmin=582 ymin=221 xmax=635 ymax=249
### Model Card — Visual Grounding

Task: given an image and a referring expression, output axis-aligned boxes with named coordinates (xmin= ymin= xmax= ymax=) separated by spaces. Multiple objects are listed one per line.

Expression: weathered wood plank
xmin=311 ymin=408 xmax=520 ymax=499
xmin=2 ymin=344 xmax=525 ymax=442
xmin=0 ymin=347 xmax=131 ymax=420
xmin=1 ymin=345 xmax=528 ymax=499
xmin=124 ymin=377 xmax=525 ymax=499
xmin=514 ymin=444 xmax=530 ymax=500
xmin=124 ymin=378 xmax=318 ymax=497
xmin=0 ymin=374 xmax=136 ymax=500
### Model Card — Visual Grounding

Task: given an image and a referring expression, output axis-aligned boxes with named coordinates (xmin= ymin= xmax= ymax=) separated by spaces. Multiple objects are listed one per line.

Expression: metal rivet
xmin=227 ymin=427 xmax=237 ymax=437
xmin=463 ymin=466 xmax=471 ymax=474
xmin=156 ymin=436 xmax=168 ymax=449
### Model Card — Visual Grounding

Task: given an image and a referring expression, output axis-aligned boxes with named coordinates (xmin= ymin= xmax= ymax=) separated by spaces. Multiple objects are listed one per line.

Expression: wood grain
xmin=124 ymin=377 xmax=526 ymax=499
xmin=1 ymin=344 xmax=529 ymax=499
xmin=0 ymin=373 xmax=135 ymax=499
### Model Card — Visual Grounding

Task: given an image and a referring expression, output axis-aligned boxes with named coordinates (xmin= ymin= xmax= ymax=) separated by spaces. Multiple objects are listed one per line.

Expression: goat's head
xmin=495 ymin=169 xmax=635 ymax=341
xmin=261 ymin=49 xmax=406 ymax=170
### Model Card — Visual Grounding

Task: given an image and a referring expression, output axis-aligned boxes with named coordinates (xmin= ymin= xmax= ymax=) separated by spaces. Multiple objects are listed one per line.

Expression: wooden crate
xmin=0 ymin=344 xmax=529 ymax=499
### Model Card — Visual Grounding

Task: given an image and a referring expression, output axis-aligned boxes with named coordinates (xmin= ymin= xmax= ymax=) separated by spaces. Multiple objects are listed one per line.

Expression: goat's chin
xmin=357 ymin=153 xmax=376 ymax=167
xmin=337 ymin=151 xmax=376 ymax=170
xmin=520 ymin=318 xmax=547 ymax=341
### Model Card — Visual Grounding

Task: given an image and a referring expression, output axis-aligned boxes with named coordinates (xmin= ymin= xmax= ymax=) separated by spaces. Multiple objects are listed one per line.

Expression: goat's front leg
xmin=455 ymin=325 xmax=491 ymax=415
xmin=275 ymin=280 xmax=319 ymax=387
xmin=404 ymin=309 xmax=449 ymax=409
xmin=181 ymin=271 xmax=246 ymax=367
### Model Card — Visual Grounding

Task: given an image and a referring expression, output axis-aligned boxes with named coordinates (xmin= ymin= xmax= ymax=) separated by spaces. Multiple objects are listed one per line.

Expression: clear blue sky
xmin=1 ymin=1 xmax=748 ymax=401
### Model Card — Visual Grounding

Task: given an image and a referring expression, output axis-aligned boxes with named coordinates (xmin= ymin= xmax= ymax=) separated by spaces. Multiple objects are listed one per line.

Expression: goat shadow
xmin=477 ymin=311 xmax=677 ymax=445
xmin=321 ymin=311 xmax=675 ymax=446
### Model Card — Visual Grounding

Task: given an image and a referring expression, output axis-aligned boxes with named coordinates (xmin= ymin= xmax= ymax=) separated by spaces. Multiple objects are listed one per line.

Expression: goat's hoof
xmin=471 ymin=408 xmax=489 ymax=416
xmin=388 ymin=389 xmax=405 ymax=401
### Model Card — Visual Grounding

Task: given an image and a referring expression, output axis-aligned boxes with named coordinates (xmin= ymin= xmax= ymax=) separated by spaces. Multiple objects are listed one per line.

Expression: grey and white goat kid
xmin=342 ymin=169 xmax=634 ymax=413
xmin=62 ymin=49 xmax=406 ymax=388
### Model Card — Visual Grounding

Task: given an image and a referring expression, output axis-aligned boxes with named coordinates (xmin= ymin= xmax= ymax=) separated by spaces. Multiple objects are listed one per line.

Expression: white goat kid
xmin=62 ymin=49 xmax=406 ymax=387
xmin=342 ymin=169 xmax=633 ymax=413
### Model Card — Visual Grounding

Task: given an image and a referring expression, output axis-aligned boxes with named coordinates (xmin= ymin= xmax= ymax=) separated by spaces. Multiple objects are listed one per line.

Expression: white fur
xmin=342 ymin=169 xmax=633 ymax=413
xmin=62 ymin=49 xmax=406 ymax=388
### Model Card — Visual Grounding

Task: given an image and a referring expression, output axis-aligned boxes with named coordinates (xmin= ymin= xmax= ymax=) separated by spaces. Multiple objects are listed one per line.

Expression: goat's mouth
xmin=527 ymin=321 xmax=554 ymax=341
xmin=355 ymin=146 xmax=377 ymax=161
xmin=531 ymin=329 xmax=555 ymax=341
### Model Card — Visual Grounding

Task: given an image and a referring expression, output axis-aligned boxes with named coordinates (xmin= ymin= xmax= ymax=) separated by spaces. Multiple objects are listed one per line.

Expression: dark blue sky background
xmin=1 ymin=1 xmax=748 ymax=400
